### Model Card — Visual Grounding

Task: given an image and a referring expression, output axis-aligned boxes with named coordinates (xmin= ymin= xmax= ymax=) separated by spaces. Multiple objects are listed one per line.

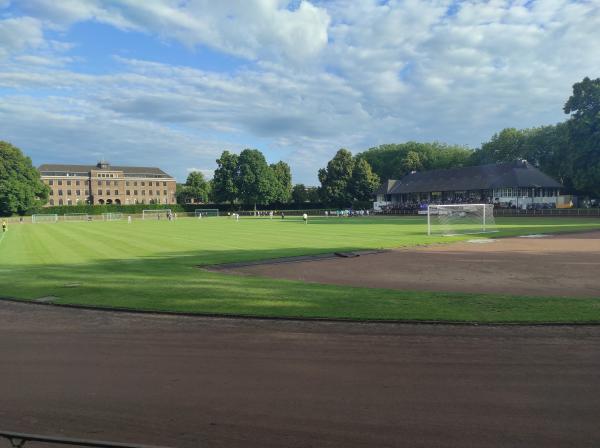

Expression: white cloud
xmin=1 ymin=0 xmax=600 ymax=183
xmin=17 ymin=0 xmax=331 ymax=63
xmin=0 ymin=16 xmax=44 ymax=58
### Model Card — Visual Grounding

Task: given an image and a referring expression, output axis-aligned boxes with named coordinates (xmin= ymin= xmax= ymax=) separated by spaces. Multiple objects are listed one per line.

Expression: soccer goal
xmin=31 ymin=214 xmax=58 ymax=223
xmin=64 ymin=213 xmax=89 ymax=222
xmin=142 ymin=209 xmax=172 ymax=220
xmin=102 ymin=212 xmax=123 ymax=221
xmin=427 ymin=204 xmax=497 ymax=236
xmin=194 ymin=209 xmax=219 ymax=218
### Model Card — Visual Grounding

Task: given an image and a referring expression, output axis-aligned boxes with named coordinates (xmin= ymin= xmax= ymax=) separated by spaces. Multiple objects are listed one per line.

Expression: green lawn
xmin=1 ymin=215 xmax=599 ymax=323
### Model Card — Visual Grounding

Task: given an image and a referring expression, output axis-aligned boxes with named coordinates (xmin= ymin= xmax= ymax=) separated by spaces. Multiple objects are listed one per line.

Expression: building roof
xmin=38 ymin=163 xmax=173 ymax=178
xmin=379 ymin=161 xmax=561 ymax=195
xmin=375 ymin=179 xmax=398 ymax=195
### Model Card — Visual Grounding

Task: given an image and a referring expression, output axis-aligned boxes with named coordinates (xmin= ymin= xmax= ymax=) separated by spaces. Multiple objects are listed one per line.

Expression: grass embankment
xmin=0 ymin=216 xmax=599 ymax=323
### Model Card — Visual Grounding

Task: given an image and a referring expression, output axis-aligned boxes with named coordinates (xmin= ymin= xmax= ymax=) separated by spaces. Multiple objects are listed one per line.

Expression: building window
xmin=163 ymin=181 xmax=167 ymax=186
xmin=49 ymin=199 xmax=54 ymax=206
xmin=97 ymin=180 xmax=101 ymax=186
xmin=156 ymin=190 xmax=160 ymax=196
xmin=67 ymin=190 xmax=71 ymax=195
xmin=141 ymin=182 xmax=145 ymax=186
xmin=76 ymin=190 xmax=81 ymax=196
xmin=67 ymin=199 xmax=72 ymax=206
xmin=142 ymin=190 xmax=146 ymax=196
xmin=149 ymin=190 xmax=153 ymax=196
xmin=98 ymin=190 xmax=102 ymax=196
xmin=76 ymin=180 xmax=80 ymax=186
xmin=126 ymin=190 xmax=130 ymax=195
xmin=67 ymin=180 xmax=71 ymax=186
xmin=49 ymin=180 xmax=54 ymax=186
xmin=58 ymin=180 xmax=63 ymax=186
xmin=49 ymin=190 xmax=54 ymax=196
xmin=114 ymin=190 xmax=119 ymax=195
xmin=114 ymin=181 xmax=118 ymax=186
xmin=134 ymin=190 xmax=138 ymax=195
xmin=126 ymin=181 xmax=130 ymax=186
xmin=134 ymin=181 xmax=138 ymax=186
xmin=58 ymin=190 xmax=63 ymax=196
xmin=163 ymin=190 xmax=167 ymax=196
xmin=58 ymin=199 xmax=63 ymax=205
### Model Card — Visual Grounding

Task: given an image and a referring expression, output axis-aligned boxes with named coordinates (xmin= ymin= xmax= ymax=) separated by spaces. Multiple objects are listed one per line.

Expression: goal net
xmin=32 ymin=214 xmax=58 ymax=223
xmin=427 ymin=204 xmax=496 ymax=236
xmin=102 ymin=212 xmax=123 ymax=221
xmin=64 ymin=213 xmax=89 ymax=222
xmin=194 ymin=209 xmax=219 ymax=218
xmin=142 ymin=209 xmax=172 ymax=220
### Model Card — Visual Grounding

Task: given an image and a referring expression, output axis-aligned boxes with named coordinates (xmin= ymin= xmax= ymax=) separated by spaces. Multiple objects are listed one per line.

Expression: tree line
xmin=1 ymin=76 xmax=599 ymax=215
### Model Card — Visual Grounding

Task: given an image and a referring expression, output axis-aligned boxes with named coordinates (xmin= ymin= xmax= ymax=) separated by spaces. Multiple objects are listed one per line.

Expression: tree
xmin=358 ymin=142 xmax=473 ymax=181
xmin=318 ymin=148 xmax=355 ymax=205
xmin=350 ymin=158 xmax=380 ymax=201
xmin=212 ymin=151 xmax=239 ymax=206
xmin=292 ymin=183 xmax=308 ymax=204
xmin=270 ymin=161 xmax=292 ymax=203
xmin=0 ymin=141 xmax=49 ymax=216
xmin=176 ymin=171 xmax=211 ymax=204
xmin=401 ymin=150 xmax=422 ymax=172
xmin=563 ymin=77 xmax=600 ymax=195
xmin=236 ymin=149 xmax=277 ymax=210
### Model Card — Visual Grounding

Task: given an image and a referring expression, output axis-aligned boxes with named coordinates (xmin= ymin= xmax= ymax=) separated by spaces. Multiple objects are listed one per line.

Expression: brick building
xmin=38 ymin=161 xmax=177 ymax=206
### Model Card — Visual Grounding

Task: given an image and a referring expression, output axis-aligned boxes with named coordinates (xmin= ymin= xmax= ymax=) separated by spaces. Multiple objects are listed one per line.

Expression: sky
xmin=0 ymin=0 xmax=599 ymax=184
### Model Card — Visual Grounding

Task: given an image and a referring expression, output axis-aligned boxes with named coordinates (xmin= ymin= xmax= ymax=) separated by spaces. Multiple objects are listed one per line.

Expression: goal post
xmin=32 ymin=214 xmax=58 ymax=223
xmin=427 ymin=204 xmax=496 ymax=236
xmin=102 ymin=212 xmax=123 ymax=221
xmin=63 ymin=213 xmax=89 ymax=222
xmin=142 ymin=209 xmax=172 ymax=220
xmin=194 ymin=209 xmax=219 ymax=218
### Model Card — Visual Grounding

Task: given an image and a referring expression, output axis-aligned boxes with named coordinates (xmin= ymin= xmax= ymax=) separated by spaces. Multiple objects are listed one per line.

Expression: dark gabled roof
xmin=38 ymin=163 xmax=173 ymax=178
xmin=376 ymin=179 xmax=398 ymax=195
xmin=383 ymin=161 xmax=561 ymax=194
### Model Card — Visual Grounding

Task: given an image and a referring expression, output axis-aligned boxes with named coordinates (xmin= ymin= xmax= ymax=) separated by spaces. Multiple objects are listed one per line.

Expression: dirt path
xmin=1 ymin=301 xmax=600 ymax=447
xmin=222 ymin=231 xmax=600 ymax=297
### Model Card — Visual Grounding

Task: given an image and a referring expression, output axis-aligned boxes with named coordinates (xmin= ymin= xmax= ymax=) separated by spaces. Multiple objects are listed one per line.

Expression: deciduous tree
xmin=0 ymin=141 xmax=49 ymax=216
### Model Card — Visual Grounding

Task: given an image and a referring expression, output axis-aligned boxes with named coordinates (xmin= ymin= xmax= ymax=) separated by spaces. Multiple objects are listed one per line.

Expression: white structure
xmin=427 ymin=204 xmax=496 ymax=236
xmin=32 ymin=214 xmax=58 ymax=223
xmin=194 ymin=209 xmax=219 ymax=218
xmin=102 ymin=212 xmax=123 ymax=221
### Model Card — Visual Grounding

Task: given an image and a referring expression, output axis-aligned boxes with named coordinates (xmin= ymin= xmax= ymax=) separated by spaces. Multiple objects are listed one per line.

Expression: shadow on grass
xmin=1 ymin=245 xmax=600 ymax=323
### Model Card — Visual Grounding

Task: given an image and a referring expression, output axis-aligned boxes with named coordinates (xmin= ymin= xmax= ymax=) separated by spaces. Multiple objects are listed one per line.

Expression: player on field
xmin=302 ymin=213 xmax=308 ymax=224
xmin=2 ymin=220 xmax=7 ymax=233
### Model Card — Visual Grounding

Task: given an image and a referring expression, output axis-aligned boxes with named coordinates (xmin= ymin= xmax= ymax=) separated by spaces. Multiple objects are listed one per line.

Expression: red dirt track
xmin=1 ymin=301 xmax=600 ymax=447
xmin=223 ymin=231 xmax=600 ymax=298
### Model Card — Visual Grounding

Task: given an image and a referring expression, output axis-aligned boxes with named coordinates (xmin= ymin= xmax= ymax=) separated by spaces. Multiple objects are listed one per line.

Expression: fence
xmin=376 ymin=208 xmax=600 ymax=217
xmin=0 ymin=430 xmax=170 ymax=448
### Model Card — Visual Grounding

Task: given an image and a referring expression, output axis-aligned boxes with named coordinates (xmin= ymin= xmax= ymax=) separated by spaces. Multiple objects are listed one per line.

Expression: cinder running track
xmin=1 ymin=301 xmax=599 ymax=448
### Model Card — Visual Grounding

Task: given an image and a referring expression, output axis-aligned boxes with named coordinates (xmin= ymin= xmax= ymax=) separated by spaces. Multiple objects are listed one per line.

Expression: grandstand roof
xmin=38 ymin=163 xmax=173 ymax=178
xmin=380 ymin=161 xmax=561 ymax=194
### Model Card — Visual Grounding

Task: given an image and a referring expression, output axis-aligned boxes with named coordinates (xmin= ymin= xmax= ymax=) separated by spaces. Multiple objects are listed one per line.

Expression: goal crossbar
xmin=32 ymin=214 xmax=58 ymax=223
xmin=427 ymin=204 xmax=496 ymax=236
xmin=142 ymin=209 xmax=172 ymax=220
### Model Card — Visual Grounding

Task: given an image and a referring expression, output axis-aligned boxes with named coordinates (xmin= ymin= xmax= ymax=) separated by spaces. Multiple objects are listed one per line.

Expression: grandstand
xmin=374 ymin=160 xmax=562 ymax=212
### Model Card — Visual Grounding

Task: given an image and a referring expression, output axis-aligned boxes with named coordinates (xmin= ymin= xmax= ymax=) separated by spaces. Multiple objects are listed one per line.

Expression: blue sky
xmin=1 ymin=0 xmax=599 ymax=183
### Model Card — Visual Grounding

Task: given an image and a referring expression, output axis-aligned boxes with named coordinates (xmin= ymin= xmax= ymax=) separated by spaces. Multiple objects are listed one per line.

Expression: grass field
xmin=1 ymin=215 xmax=600 ymax=323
